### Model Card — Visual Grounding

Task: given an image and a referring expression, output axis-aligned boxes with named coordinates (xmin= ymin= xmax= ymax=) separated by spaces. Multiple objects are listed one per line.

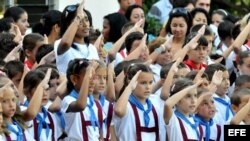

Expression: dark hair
xmin=66 ymin=58 xmax=89 ymax=92
xmin=186 ymin=70 xmax=208 ymax=80
xmin=231 ymin=88 xmax=250 ymax=106
xmin=185 ymin=32 xmax=208 ymax=47
xmin=104 ymin=12 xmax=127 ymax=42
xmin=88 ymin=28 xmax=101 ymax=44
xmin=160 ymin=61 xmax=187 ymax=79
xmin=22 ymin=33 xmax=44 ymax=52
xmin=165 ymin=8 xmax=192 ymax=36
xmin=125 ymin=31 xmax=143 ymax=53
xmin=204 ymin=64 xmax=227 ymax=81
xmin=60 ymin=4 xmax=92 ymax=37
xmin=238 ymin=51 xmax=250 ymax=65
xmin=4 ymin=6 xmax=26 ymax=22
xmin=218 ymin=20 xmax=234 ymax=40
xmin=36 ymin=64 xmax=59 ymax=88
xmin=125 ymin=5 xmax=144 ymax=21
xmin=32 ymin=10 xmax=62 ymax=36
xmin=4 ymin=60 xmax=24 ymax=79
xmin=172 ymin=0 xmax=194 ymax=8
xmin=235 ymin=75 xmax=250 ymax=88
xmin=170 ymin=78 xmax=193 ymax=96
xmin=190 ymin=8 xmax=211 ymax=25
xmin=190 ymin=24 xmax=213 ymax=36
xmin=0 ymin=32 xmax=18 ymax=60
xmin=209 ymin=54 xmax=225 ymax=65
xmin=0 ymin=18 xmax=14 ymax=33
xmin=23 ymin=70 xmax=45 ymax=95
xmin=35 ymin=44 xmax=54 ymax=64
xmin=197 ymin=87 xmax=209 ymax=98
xmin=212 ymin=9 xmax=228 ymax=18
xmin=114 ymin=59 xmax=142 ymax=77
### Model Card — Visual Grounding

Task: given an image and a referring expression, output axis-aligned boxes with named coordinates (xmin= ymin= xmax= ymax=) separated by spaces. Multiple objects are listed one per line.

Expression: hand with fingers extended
xmin=211 ymin=70 xmax=223 ymax=86
xmin=128 ymin=70 xmax=141 ymax=91
xmin=4 ymin=44 xmax=22 ymax=62
xmin=131 ymin=19 xmax=144 ymax=33
xmin=171 ymin=58 xmax=181 ymax=73
xmin=40 ymin=68 xmax=52 ymax=90
xmin=187 ymin=25 xmax=206 ymax=50
xmin=194 ymin=68 xmax=205 ymax=83
xmin=86 ymin=60 xmax=99 ymax=79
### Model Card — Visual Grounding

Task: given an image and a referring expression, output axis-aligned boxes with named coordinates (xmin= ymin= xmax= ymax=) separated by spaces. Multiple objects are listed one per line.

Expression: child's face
xmin=204 ymin=35 xmax=214 ymax=54
xmin=188 ymin=45 xmax=208 ymax=64
xmin=93 ymin=67 xmax=107 ymax=94
xmin=11 ymin=72 xmax=23 ymax=88
xmin=233 ymin=95 xmax=250 ymax=123
xmin=26 ymin=40 xmax=44 ymax=63
xmin=156 ymin=47 xmax=172 ymax=66
xmin=197 ymin=94 xmax=216 ymax=121
xmin=216 ymin=71 xmax=230 ymax=97
xmin=133 ymin=72 xmax=153 ymax=102
xmin=238 ymin=56 xmax=250 ymax=76
xmin=2 ymin=86 xmax=17 ymax=119
xmin=48 ymin=78 xmax=59 ymax=101
xmin=76 ymin=12 xmax=90 ymax=38
xmin=177 ymin=88 xmax=197 ymax=115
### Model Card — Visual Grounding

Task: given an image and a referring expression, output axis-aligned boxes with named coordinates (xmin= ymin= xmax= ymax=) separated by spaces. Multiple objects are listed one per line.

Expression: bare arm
xmin=105 ymin=61 xmax=116 ymax=102
xmin=230 ymin=98 xmax=250 ymax=125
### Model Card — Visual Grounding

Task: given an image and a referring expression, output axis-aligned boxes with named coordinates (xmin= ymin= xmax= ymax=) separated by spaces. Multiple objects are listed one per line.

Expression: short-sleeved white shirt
xmin=54 ymin=39 xmax=99 ymax=74
xmin=2 ymin=124 xmax=35 ymax=141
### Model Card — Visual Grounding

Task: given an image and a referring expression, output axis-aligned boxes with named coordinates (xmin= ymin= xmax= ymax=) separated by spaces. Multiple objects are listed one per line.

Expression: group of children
xmin=0 ymin=0 xmax=250 ymax=141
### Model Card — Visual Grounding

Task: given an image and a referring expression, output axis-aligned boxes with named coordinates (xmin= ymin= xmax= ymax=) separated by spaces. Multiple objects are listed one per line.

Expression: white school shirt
xmin=2 ymin=124 xmax=35 ymax=141
xmin=200 ymin=122 xmax=223 ymax=141
xmin=21 ymin=105 xmax=62 ymax=141
xmin=54 ymin=39 xmax=99 ymax=74
xmin=150 ymin=63 xmax=162 ymax=83
xmin=61 ymin=95 xmax=106 ymax=141
xmin=166 ymin=111 xmax=203 ymax=141
xmin=113 ymin=94 xmax=165 ymax=141
xmin=213 ymin=94 xmax=234 ymax=125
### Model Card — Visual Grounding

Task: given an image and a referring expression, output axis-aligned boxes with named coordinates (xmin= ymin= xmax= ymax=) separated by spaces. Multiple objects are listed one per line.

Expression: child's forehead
xmin=95 ymin=67 xmax=107 ymax=75
xmin=138 ymin=72 xmax=153 ymax=79
xmin=240 ymin=94 xmax=250 ymax=102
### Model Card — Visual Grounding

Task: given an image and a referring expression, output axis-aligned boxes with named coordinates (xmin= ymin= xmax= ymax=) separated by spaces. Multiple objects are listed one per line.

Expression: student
xmin=22 ymin=33 xmax=45 ymax=69
xmin=195 ymin=88 xmax=222 ymax=141
xmin=91 ymin=60 xmax=115 ymax=140
xmin=164 ymin=78 xmax=203 ymax=141
xmin=0 ymin=88 xmax=4 ymax=140
xmin=230 ymin=88 xmax=250 ymax=125
xmin=61 ymin=58 xmax=104 ymax=140
xmin=114 ymin=63 xmax=165 ymax=141
xmin=204 ymin=64 xmax=234 ymax=125
xmin=54 ymin=0 xmax=99 ymax=73
xmin=4 ymin=6 xmax=29 ymax=35
xmin=184 ymin=32 xmax=208 ymax=70
xmin=22 ymin=69 xmax=64 ymax=140
xmin=0 ymin=73 xmax=49 ymax=140
xmin=4 ymin=60 xmax=24 ymax=88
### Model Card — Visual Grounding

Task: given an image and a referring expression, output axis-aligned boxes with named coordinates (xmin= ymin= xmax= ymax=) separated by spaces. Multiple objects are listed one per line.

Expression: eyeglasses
xmin=170 ymin=8 xmax=188 ymax=15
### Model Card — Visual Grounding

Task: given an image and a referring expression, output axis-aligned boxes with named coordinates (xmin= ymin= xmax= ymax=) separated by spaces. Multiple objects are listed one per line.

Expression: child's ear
xmin=53 ymin=24 xmax=60 ymax=33
xmin=231 ymin=104 xmax=239 ymax=113
xmin=25 ymin=49 xmax=31 ymax=57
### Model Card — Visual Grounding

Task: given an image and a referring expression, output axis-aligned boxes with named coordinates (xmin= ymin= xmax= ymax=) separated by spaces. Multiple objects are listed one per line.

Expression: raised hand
xmin=39 ymin=51 xmax=55 ymax=65
xmin=194 ymin=68 xmax=205 ymax=83
xmin=171 ymin=58 xmax=181 ymax=73
xmin=128 ymin=70 xmax=141 ymax=90
xmin=4 ymin=44 xmax=22 ymax=62
xmin=41 ymin=68 xmax=52 ymax=90
xmin=187 ymin=25 xmax=206 ymax=50
xmin=86 ymin=60 xmax=99 ymax=79
xmin=211 ymin=70 xmax=223 ymax=85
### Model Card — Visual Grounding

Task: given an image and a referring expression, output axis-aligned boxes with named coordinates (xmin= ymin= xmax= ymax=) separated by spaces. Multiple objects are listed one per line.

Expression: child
xmin=61 ymin=58 xmax=105 ymax=140
xmin=230 ymin=88 xmax=250 ymax=125
xmin=22 ymin=33 xmax=45 ymax=69
xmin=204 ymin=64 xmax=234 ymax=125
xmin=184 ymin=32 xmax=208 ymax=70
xmin=4 ymin=60 xmax=24 ymax=88
xmin=91 ymin=60 xmax=115 ymax=140
xmin=22 ymin=69 xmax=64 ymax=141
xmin=0 ymin=88 xmax=4 ymax=140
xmin=0 ymin=73 xmax=48 ymax=140
xmin=195 ymin=88 xmax=222 ymax=141
xmin=114 ymin=63 xmax=165 ymax=141
xmin=164 ymin=78 xmax=203 ymax=141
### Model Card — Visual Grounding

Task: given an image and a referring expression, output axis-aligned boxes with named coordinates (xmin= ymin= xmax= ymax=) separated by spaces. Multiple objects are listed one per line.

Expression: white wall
xmin=54 ymin=0 xmax=119 ymax=30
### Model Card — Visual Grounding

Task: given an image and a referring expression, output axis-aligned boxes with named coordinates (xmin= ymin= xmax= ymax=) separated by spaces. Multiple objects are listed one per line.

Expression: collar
xmin=184 ymin=59 xmax=207 ymax=70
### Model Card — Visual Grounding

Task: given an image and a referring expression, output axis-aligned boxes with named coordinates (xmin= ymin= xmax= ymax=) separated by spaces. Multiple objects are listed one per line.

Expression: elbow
xmin=114 ymin=107 xmax=125 ymax=118
xmin=76 ymin=102 xmax=87 ymax=111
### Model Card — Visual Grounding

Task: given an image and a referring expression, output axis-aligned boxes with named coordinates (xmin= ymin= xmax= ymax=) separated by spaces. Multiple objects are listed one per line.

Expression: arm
xmin=232 ymin=22 xmax=250 ymax=53
xmin=105 ymin=61 xmax=116 ymax=102
xmin=151 ymin=80 xmax=163 ymax=94
xmin=18 ymin=66 xmax=29 ymax=104
xmin=114 ymin=71 xmax=141 ymax=118
xmin=22 ymin=68 xmax=51 ymax=121
xmin=48 ymin=96 xmax=61 ymax=112
xmin=57 ymin=0 xmax=85 ymax=55
xmin=67 ymin=61 xmax=98 ymax=112
xmin=164 ymin=82 xmax=201 ymax=124
xmin=108 ymin=20 xmax=144 ymax=61
xmin=161 ymin=58 xmax=181 ymax=100
xmin=230 ymin=98 xmax=250 ymax=125
xmin=114 ymin=70 xmax=125 ymax=99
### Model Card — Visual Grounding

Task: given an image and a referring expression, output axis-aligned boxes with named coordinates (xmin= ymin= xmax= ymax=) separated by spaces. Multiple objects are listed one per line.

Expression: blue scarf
xmin=213 ymin=97 xmax=235 ymax=121
xmin=55 ymin=111 xmax=65 ymax=130
xmin=7 ymin=120 xmax=24 ymax=141
xmin=36 ymin=107 xmax=50 ymax=140
xmin=195 ymin=115 xmax=214 ymax=141
xmin=69 ymin=89 xmax=100 ymax=130
xmin=129 ymin=94 xmax=152 ymax=127
xmin=174 ymin=110 xmax=200 ymax=140
xmin=99 ymin=94 xmax=105 ymax=107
